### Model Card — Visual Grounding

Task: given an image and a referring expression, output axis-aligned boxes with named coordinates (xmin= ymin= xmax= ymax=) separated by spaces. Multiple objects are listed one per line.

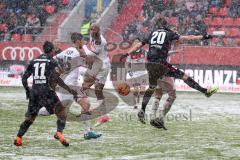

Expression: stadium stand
xmin=112 ymin=0 xmax=240 ymax=47
xmin=105 ymin=0 xmax=143 ymax=42
xmin=0 ymin=0 xmax=76 ymax=42
xmin=0 ymin=0 xmax=113 ymax=42
xmin=1 ymin=0 xmax=239 ymax=47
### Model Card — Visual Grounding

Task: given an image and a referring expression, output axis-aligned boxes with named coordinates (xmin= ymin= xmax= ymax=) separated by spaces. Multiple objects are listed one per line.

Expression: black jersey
xmin=140 ymin=28 xmax=180 ymax=62
xmin=22 ymin=54 xmax=58 ymax=90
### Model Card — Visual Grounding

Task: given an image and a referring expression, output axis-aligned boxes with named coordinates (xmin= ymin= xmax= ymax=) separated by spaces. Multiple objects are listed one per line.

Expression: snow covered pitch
xmin=0 ymin=87 xmax=240 ymax=160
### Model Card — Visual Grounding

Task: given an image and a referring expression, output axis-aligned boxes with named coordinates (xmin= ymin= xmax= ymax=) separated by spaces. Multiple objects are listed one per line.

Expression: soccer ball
xmin=116 ymin=82 xmax=130 ymax=96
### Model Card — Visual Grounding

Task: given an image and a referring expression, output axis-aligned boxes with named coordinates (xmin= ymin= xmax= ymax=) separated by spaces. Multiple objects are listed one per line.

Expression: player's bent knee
xmin=82 ymin=74 xmax=96 ymax=90
xmin=168 ymin=90 xmax=176 ymax=97
xmin=183 ymin=74 xmax=189 ymax=81
xmin=167 ymin=91 xmax=176 ymax=103
xmin=78 ymin=97 xmax=90 ymax=111
xmin=84 ymin=74 xmax=95 ymax=83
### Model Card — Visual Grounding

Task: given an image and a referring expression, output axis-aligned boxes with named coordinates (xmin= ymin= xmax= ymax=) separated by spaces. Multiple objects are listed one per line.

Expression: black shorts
xmin=25 ymin=88 xmax=62 ymax=117
xmin=147 ymin=61 xmax=184 ymax=87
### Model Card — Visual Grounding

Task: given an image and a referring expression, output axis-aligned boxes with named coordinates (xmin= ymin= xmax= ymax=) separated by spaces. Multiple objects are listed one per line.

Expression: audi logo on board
xmin=1 ymin=46 xmax=42 ymax=61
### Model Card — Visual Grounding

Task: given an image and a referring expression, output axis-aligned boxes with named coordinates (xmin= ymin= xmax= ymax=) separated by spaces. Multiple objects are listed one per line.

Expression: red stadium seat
xmin=203 ymin=17 xmax=211 ymax=25
xmin=223 ymin=17 xmax=234 ymax=26
xmin=209 ymin=7 xmax=227 ymax=16
xmin=139 ymin=15 xmax=145 ymax=21
xmin=207 ymin=27 xmax=216 ymax=34
xmin=213 ymin=17 xmax=223 ymax=26
xmin=211 ymin=38 xmax=218 ymax=45
xmin=233 ymin=38 xmax=240 ymax=46
xmin=11 ymin=34 xmax=22 ymax=41
xmin=225 ymin=0 xmax=231 ymax=7
xmin=22 ymin=34 xmax=33 ymax=42
xmin=45 ymin=5 xmax=56 ymax=14
xmin=209 ymin=7 xmax=217 ymax=14
xmin=62 ymin=0 xmax=69 ymax=5
xmin=168 ymin=17 xmax=177 ymax=26
xmin=223 ymin=28 xmax=239 ymax=37
xmin=223 ymin=38 xmax=230 ymax=46
xmin=233 ymin=18 xmax=240 ymax=26
xmin=228 ymin=28 xmax=239 ymax=37
xmin=0 ymin=23 xmax=7 ymax=32
xmin=218 ymin=7 xmax=227 ymax=16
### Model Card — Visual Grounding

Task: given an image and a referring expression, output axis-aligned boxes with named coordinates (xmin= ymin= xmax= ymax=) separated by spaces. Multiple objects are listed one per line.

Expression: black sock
xmin=184 ymin=77 xmax=207 ymax=94
xmin=57 ymin=118 xmax=66 ymax=132
xmin=141 ymin=87 xmax=155 ymax=112
xmin=17 ymin=120 xmax=33 ymax=137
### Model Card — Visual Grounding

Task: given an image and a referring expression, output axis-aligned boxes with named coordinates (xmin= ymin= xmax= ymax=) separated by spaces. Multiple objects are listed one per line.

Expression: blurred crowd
xmin=0 ymin=0 xmax=113 ymax=42
xmin=228 ymin=0 xmax=240 ymax=17
xmin=0 ymin=0 xmax=72 ymax=41
xmin=81 ymin=0 xmax=112 ymax=37
xmin=84 ymin=0 xmax=112 ymax=23
xmin=121 ymin=0 xmax=240 ymax=46
xmin=1 ymin=0 xmax=239 ymax=45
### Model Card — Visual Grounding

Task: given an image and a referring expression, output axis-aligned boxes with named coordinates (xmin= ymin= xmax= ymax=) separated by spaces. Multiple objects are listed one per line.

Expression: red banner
xmin=1 ymin=42 xmax=240 ymax=93
xmin=1 ymin=42 xmax=240 ymax=65
xmin=170 ymin=46 xmax=240 ymax=66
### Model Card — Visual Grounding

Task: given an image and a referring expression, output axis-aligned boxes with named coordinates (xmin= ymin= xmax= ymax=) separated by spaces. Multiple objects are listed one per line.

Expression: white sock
xmin=80 ymin=113 xmax=91 ymax=134
xmin=83 ymin=121 xmax=91 ymax=134
xmin=97 ymin=99 xmax=107 ymax=115
xmin=136 ymin=94 xmax=141 ymax=106
xmin=81 ymin=114 xmax=91 ymax=134
xmin=151 ymin=98 xmax=160 ymax=119
xmin=133 ymin=95 xmax=137 ymax=106
xmin=160 ymin=97 xmax=174 ymax=120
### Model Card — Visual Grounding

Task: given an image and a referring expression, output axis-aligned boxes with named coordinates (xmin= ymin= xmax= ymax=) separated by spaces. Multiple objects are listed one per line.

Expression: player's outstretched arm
xmin=128 ymin=41 xmax=144 ymax=55
xmin=179 ymin=34 xmax=213 ymax=41
xmin=120 ymin=41 xmax=144 ymax=62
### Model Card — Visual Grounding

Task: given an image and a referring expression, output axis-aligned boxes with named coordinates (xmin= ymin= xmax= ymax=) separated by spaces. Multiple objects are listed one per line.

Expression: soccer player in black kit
xmin=123 ymin=16 xmax=218 ymax=128
xmin=14 ymin=41 xmax=77 ymax=147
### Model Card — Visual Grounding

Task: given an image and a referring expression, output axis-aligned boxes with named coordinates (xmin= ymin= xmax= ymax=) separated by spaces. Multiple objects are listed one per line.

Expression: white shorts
xmin=157 ymin=77 xmax=175 ymax=93
xmin=96 ymin=66 xmax=110 ymax=84
xmin=57 ymin=92 xmax=74 ymax=103
xmin=86 ymin=59 xmax=110 ymax=85
xmin=56 ymin=85 xmax=87 ymax=102
xmin=61 ymin=68 xmax=80 ymax=86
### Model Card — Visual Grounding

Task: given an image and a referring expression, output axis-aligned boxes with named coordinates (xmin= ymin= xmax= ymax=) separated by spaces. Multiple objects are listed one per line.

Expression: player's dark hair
xmin=71 ymin=32 xmax=83 ymax=43
xmin=154 ymin=16 xmax=168 ymax=29
xmin=43 ymin=41 xmax=54 ymax=54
